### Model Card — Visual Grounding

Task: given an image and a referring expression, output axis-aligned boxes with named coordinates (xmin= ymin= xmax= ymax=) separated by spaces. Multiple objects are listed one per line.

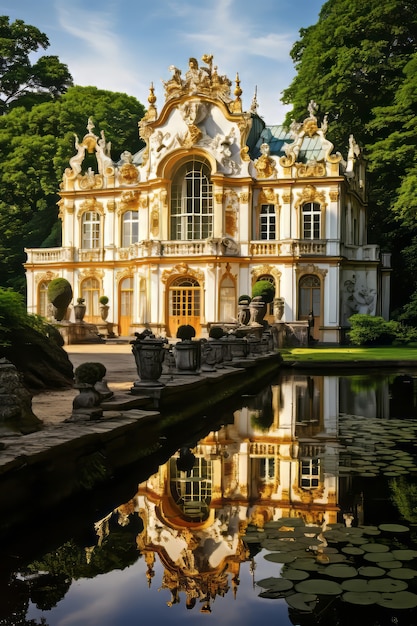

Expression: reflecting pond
xmin=2 ymin=370 xmax=417 ymax=626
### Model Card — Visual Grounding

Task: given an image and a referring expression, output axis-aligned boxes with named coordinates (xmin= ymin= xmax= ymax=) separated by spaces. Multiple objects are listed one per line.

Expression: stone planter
xmin=273 ymin=297 xmax=285 ymax=321
xmin=208 ymin=339 xmax=224 ymax=368
xmin=237 ymin=302 xmax=251 ymax=326
xmin=100 ymin=305 xmax=109 ymax=321
xmin=173 ymin=340 xmax=201 ymax=374
xmin=131 ymin=338 xmax=166 ymax=387
xmin=74 ymin=304 xmax=86 ymax=322
xmin=249 ymin=296 xmax=267 ymax=326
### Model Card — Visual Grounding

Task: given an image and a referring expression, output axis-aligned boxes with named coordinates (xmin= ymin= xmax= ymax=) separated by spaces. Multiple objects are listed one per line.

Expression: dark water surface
xmin=1 ymin=369 xmax=417 ymax=626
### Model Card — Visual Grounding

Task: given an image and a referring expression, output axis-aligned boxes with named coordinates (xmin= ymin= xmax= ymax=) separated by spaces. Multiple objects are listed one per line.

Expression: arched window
xmin=171 ymin=159 xmax=213 ymax=240
xmin=81 ymin=277 xmax=100 ymax=320
xmin=219 ymin=275 xmax=236 ymax=322
xmin=260 ymin=204 xmax=276 ymax=240
xmin=38 ymin=280 xmax=50 ymax=317
xmin=302 ymin=202 xmax=321 ymax=239
xmin=82 ymin=211 xmax=100 ymax=248
xmin=299 ymin=274 xmax=321 ymax=318
xmin=122 ymin=211 xmax=139 ymax=247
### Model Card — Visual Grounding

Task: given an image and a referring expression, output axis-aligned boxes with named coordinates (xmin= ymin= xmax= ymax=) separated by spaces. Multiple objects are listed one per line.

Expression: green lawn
xmin=280 ymin=346 xmax=417 ymax=363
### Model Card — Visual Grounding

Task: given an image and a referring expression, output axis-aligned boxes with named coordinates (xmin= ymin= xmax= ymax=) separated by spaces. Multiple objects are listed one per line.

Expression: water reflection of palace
xmin=107 ymin=375 xmax=341 ymax=611
xmin=88 ymin=372 xmax=417 ymax=612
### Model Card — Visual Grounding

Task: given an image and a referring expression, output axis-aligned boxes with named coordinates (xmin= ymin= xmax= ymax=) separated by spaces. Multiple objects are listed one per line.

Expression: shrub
xmin=99 ymin=295 xmax=109 ymax=305
xmin=252 ymin=280 xmax=275 ymax=304
xmin=238 ymin=294 xmax=251 ymax=304
xmin=209 ymin=326 xmax=225 ymax=339
xmin=74 ymin=362 xmax=106 ymax=385
xmin=47 ymin=278 xmax=73 ymax=308
xmin=76 ymin=297 xmax=85 ymax=305
xmin=176 ymin=324 xmax=196 ymax=340
xmin=348 ymin=314 xmax=397 ymax=346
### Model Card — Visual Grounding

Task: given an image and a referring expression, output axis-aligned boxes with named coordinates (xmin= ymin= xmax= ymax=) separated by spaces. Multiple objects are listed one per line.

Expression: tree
xmin=281 ymin=0 xmax=417 ymax=316
xmin=0 ymin=16 xmax=73 ymax=114
xmin=0 ymin=86 xmax=145 ymax=291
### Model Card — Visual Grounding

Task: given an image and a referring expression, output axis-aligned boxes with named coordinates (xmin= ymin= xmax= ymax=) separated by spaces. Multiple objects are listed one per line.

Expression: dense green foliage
xmin=347 ymin=314 xmax=417 ymax=346
xmin=0 ymin=16 xmax=73 ymax=114
xmin=176 ymin=324 xmax=196 ymax=340
xmin=0 ymin=17 xmax=146 ymax=293
xmin=0 ymin=286 xmax=50 ymax=347
xmin=282 ymin=0 xmax=417 ymax=317
xmin=252 ymin=280 xmax=275 ymax=303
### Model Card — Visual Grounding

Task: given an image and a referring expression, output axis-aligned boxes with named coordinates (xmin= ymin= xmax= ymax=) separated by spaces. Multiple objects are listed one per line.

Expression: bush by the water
xmin=348 ymin=314 xmax=417 ymax=346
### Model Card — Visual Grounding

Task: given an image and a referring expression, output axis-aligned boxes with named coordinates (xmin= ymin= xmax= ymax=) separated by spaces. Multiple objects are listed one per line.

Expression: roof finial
xmin=250 ymin=86 xmax=258 ymax=113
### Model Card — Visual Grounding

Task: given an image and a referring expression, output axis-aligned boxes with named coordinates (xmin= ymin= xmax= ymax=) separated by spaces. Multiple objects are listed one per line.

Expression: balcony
xmin=25 ymin=247 xmax=74 ymax=264
xmin=342 ymin=244 xmax=380 ymax=261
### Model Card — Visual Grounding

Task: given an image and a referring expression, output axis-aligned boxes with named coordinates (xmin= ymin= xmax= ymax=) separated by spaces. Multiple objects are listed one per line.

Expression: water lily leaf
xmin=379 ymin=523 xmax=409 ymax=533
xmin=363 ymin=552 xmax=395 ymax=563
xmin=264 ymin=552 xmax=296 ymax=564
xmin=392 ymin=549 xmax=417 ymax=561
xmin=377 ymin=591 xmax=417 ymax=609
xmin=358 ymin=566 xmax=386 ymax=577
xmin=290 ymin=558 xmax=320 ymax=571
xmin=341 ymin=579 xmax=370 ymax=592
xmin=258 ymin=589 xmax=293 ymax=599
xmin=367 ymin=578 xmax=408 ymax=593
xmin=323 ymin=564 xmax=358 ymax=578
xmin=295 ymin=579 xmax=343 ymax=595
xmin=342 ymin=591 xmax=381 ymax=605
xmin=362 ymin=543 xmax=390 ymax=553
xmin=281 ymin=569 xmax=309 ymax=581
xmin=257 ymin=577 xmax=294 ymax=592
xmin=387 ymin=568 xmax=417 ymax=580
xmin=342 ymin=546 xmax=365 ymax=556
xmin=285 ymin=592 xmax=317 ymax=612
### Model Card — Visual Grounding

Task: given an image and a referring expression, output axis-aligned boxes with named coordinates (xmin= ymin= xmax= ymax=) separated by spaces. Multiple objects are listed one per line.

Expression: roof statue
xmin=162 ymin=54 xmax=233 ymax=104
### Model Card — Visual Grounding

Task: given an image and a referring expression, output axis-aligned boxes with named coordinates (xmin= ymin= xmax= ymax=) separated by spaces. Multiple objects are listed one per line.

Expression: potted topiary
xmin=250 ymin=280 xmax=275 ymax=326
xmin=208 ymin=326 xmax=225 ymax=368
xmin=72 ymin=361 xmax=104 ymax=415
xmin=173 ymin=325 xmax=200 ymax=373
xmin=99 ymin=295 xmax=109 ymax=321
xmin=237 ymin=294 xmax=252 ymax=326
xmin=48 ymin=278 xmax=73 ymax=321
xmin=130 ymin=330 xmax=167 ymax=389
xmin=74 ymin=297 xmax=86 ymax=322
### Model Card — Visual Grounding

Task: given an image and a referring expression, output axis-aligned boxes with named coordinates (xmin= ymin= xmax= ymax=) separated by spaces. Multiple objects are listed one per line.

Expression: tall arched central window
xmin=302 ymin=202 xmax=321 ymax=239
xmin=171 ymin=159 xmax=213 ymax=240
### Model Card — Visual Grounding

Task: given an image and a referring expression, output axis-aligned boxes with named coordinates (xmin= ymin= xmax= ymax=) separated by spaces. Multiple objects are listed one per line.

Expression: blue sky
xmin=4 ymin=0 xmax=324 ymax=124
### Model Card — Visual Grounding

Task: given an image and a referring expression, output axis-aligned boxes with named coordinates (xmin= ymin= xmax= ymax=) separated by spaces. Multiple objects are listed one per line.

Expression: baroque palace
xmin=24 ymin=55 xmax=390 ymax=341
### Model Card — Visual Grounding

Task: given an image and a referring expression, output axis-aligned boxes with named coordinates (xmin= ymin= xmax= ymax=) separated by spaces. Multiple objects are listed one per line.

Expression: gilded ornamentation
xmin=150 ymin=210 xmax=159 ymax=237
xmin=329 ymin=189 xmax=339 ymax=202
xmin=79 ymin=198 xmax=104 ymax=216
xmin=282 ymin=191 xmax=291 ymax=203
xmin=240 ymin=146 xmax=250 ymax=162
xmin=79 ymin=269 xmax=104 ymax=280
xmin=214 ymin=193 xmax=224 ymax=204
xmin=254 ymin=143 xmax=276 ymax=179
xmin=35 ymin=270 xmax=56 ymax=285
xmin=120 ymin=190 xmax=140 ymax=210
xmin=107 ymin=200 xmax=116 ymax=212
xmin=251 ymin=265 xmax=281 ymax=283
xmin=295 ymin=263 xmax=327 ymax=280
xmin=295 ymin=185 xmax=326 ymax=209
xmin=139 ymin=195 xmax=148 ymax=209
xmin=295 ymin=162 xmax=326 ymax=178
xmin=162 ymin=55 xmax=232 ymax=105
xmin=239 ymin=192 xmax=249 ymax=203
xmin=260 ymin=189 xmax=277 ymax=204
xmin=78 ymin=170 xmax=103 ymax=190
xmin=119 ymin=162 xmax=139 ymax=185
xmin=161 ymin=263 xmax=205 ymax=285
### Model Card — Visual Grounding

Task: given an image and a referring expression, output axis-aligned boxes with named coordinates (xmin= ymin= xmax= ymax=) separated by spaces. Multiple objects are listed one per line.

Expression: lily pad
xmin=341 ymin=579 xmax=370 ymax=592
xmin=378 ymin=523 xmax=409 ymax=533
xmin=342 ymin=591 xmax=381 ymax=605
xmin=392 ymin=549 xmax=417 ymax=561
xmin=295 ymin=579 xmax=343 ymax=595
xmin=387 ymin=568 xmax=417 ymax=580
xmin=367 ymin=578 xmax=408 ymax=593
xmin=256 ymin=577 xmax=294 ymax=591
xmin=377 ymin=591 xmax=417 ymax=609
xmin=285 ymin=592 xmax=317 ymax=612
xmin=363 ymin=552 xmax=395 ymax=563
xmin=281 ymin=569 xmax=310 ymax=581
xmin=264 ymin=552 xmax=296 ymax=564
xmin=358 ymin=566 xmax=386 ymax=577
xmin=342 ymin=546 xmax=365 ymax=556
xmin=362 ymin=543 xmax=390 ymax=553
xmin=323 ymin=564 xmax=358 ymax=578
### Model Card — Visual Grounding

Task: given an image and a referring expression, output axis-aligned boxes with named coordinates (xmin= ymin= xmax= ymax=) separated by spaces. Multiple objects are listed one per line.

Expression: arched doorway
xmin=81 ymin=277 xmax=100 ymax=323
xmin=298 ymin=274 xmax=321 ymax=341
xmin=119 ymin=276 xmax=133 ymax=337
xmin=168 ymin=276 xmax=201 ymax=338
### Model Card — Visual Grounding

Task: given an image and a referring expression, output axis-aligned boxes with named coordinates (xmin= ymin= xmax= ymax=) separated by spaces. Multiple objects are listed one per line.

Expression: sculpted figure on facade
xmin=254 ymin=143 xmax=277 ymax=179
xmin=162 ymin=55 xmax=232 ymax=105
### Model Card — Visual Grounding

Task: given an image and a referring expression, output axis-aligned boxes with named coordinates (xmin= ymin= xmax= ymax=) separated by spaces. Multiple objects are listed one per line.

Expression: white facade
xmin=25 ymin=55 xmax=390 ymax=341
